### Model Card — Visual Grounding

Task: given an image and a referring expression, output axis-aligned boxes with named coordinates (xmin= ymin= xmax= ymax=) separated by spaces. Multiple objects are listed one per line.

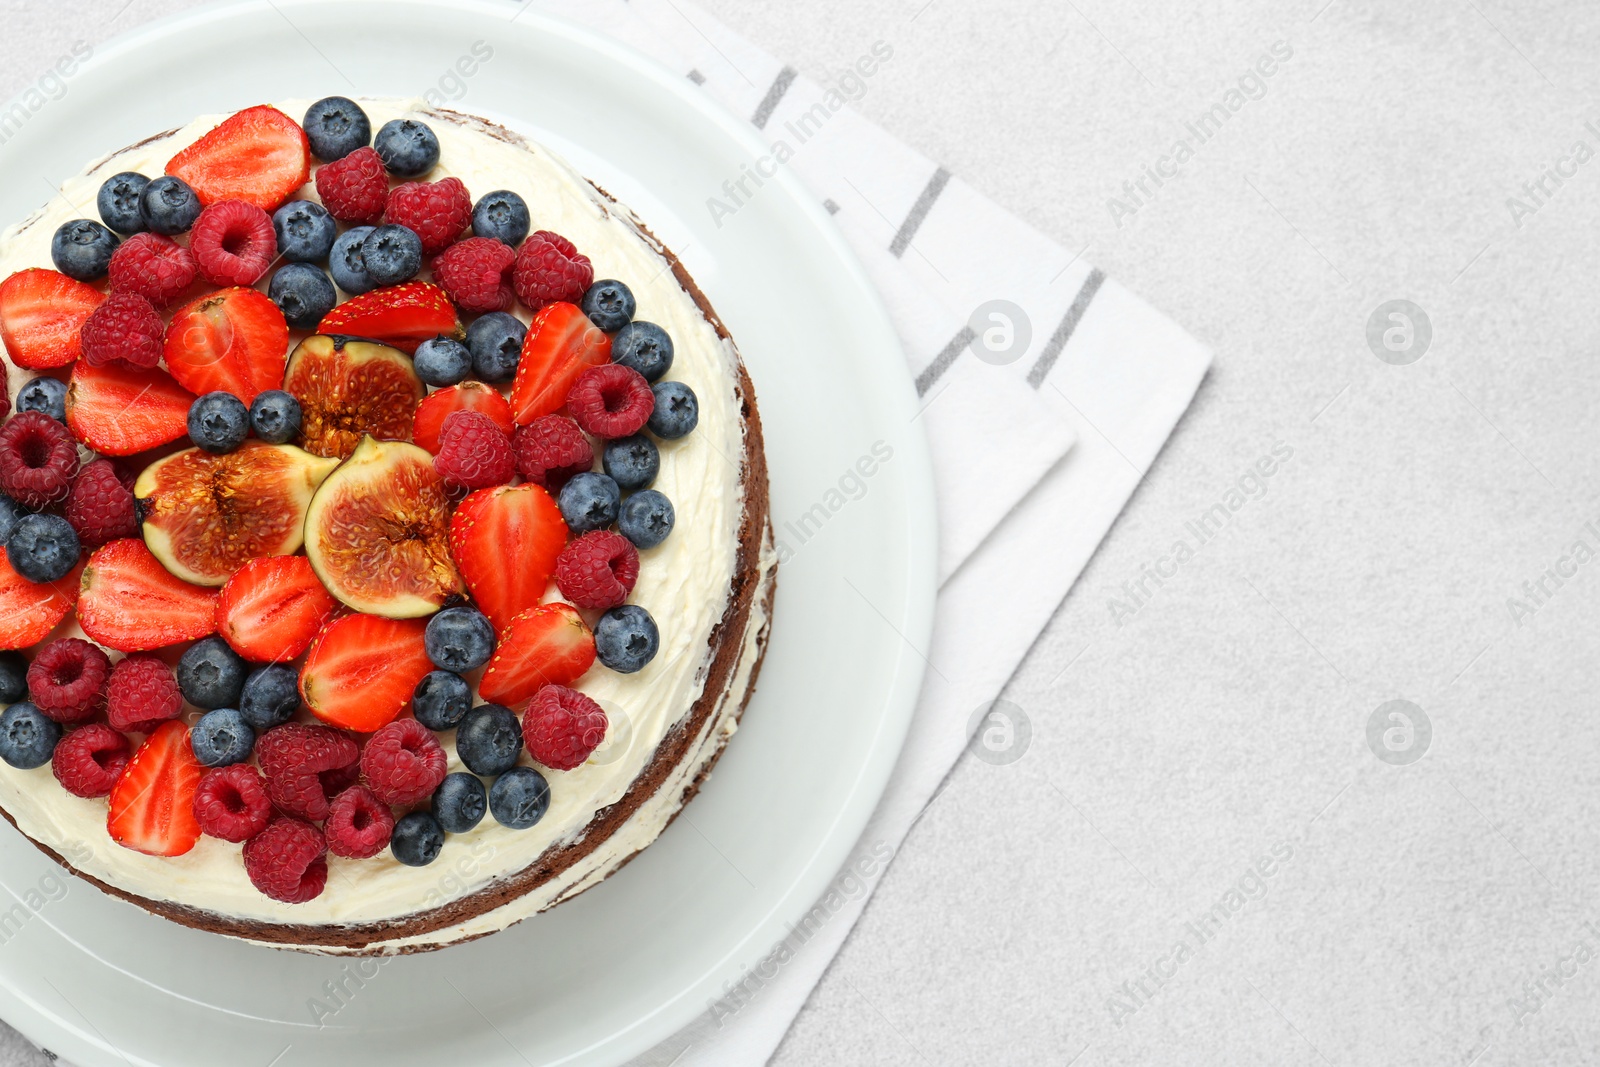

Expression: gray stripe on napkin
xmin=751 ymin=66 xmax=797 ymax=128
xmin=1025 ymin=269 xmax=1106 ymax=389
xmin=915 ymin=325 xmax=977 ymax=396
xmin=890 ymin=166 xmax=950 ymax=258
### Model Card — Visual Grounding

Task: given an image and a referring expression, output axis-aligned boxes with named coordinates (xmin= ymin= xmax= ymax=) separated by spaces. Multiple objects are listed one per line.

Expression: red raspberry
xmin=190 ymin=200 xmax=277 ymax=287
xmin=566 ymin=363 xmax=654 ymax=439
xmin=107 ymin=233 xmax=197 ymax=307
xmin=513 ymin=230 xmax=592 ymax=310
xmin=242 ymin=817 xmax=328 ymax=904
xmin=522 ymin=684 xmax=608 ymax=771
xmin=256 ymin=722 xmax=361 ymax=822
xmin=554 ymin=531 xmax=639 ymax=610
xmin=432 ymin=236 xmax=516 ymax=314
xmin=324 ymin=784 xmax=396 ymax=858
xmin=315 ymin=146 xmax=388 ymax=225
xmin=105 ymin=653 xmax=183 ymax=734
xmin=0 ymin=412 xmax=79 ymax=508
xmin=360 ymin=718 xmax=447 ymax=806
xmin=65 ymin=458 xmax=139 ymax=550
xmin=512 ymin=415 xmax=593 ymax=490
xmin=51 ymin=724 xmax=130 ymax=798
xmin=80 ymin=292 xmax=164 ymax=370
xmin=28 ymin=639 xmax=109 ymax=724
xmin=433 ymin=410 xmax=515 ymax=491
xmin=385 ymin=176 xmax=472 ymax=256
xmin=193 ymin=764 xmax=273 ymax=842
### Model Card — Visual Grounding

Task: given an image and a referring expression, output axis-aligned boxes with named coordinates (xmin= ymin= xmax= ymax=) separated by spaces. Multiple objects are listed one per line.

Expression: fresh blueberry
xmin=595 ymin=604 xmax=659 ymax=674
xmin=456 ymin=703 xmax=522 ymax=776
xmin=648 ymin=381 xmax=699 ymax=439
xmin=602 ymin=436 xmax=659 ymax=491
xmin=471 ymin=190 xmax=530 ymax=247
xmin=0 ymin=651 xmax=28 ymax=703
xmin=490 ymin=767 xmax=550 ymax=830
xmin=467 ymin=311 xmax=526 ymax=383
xmin=611 ymin=321 xmax=674 ymax=383
xmin=303 ymin=96 xmax=372 ymax=162
xmin=0 ymin=494 xmax=27 ymax=546
xmin=177 ymin=636 xmax=249 ymax=710
xmin=249 ymin=390 xmax=303 ymax=445
xmin=238 ymin=664 xmax=301 ymax=730
xmin=413 ymin=336 xmax=472 ymax=387
xmin=360 ymin=224 xmax=423 ymax=287
xmin=425 ymin=607 xmax=495 ymax=673
xmin=374 ymin=119 xmax=440 ymax=178
xmin=188 ymin=392 xmax=250 ymax=454
xmin=432 ymin=772 xmax=487 ymax=833
xmin=268 ymin=263 xmax=337 ymax=330
xmin=558 ymin=472 xmax=620 ymax=533
xmin=412 ymin=670 xmax=472 ymax=731
xmin=191 ymin=708 xmax=255 ymax=767
xmin=272 ymin=200 xmax=337 ymax=263
xmin=0 ymin=703 xmax=60 ymax=769
xmin=97 ymin=172 xmax=150 ymax=235
xmin=390 ymin=810 xmax=444 ymax=866
xmin=16 ymin=377 xmax=67 ymax=423
xmin=581 ymin=280 xmax=636 ymax=331
xmin=6 ymin=514 xmax=79 ymax=584
xmin=619 ymin=490 xmax=675 ymax=549
xmin=51 ymin=219 xmax=119 ymax=282
xmin=329 ymin=225 xmax=376 ymax=295
xmin=140 ymin=176 xmax=202 ymax=236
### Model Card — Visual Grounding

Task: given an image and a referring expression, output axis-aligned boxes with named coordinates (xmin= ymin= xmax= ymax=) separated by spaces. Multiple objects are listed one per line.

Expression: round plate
xmin=0 ymin=2 xmax=935 ymax=1065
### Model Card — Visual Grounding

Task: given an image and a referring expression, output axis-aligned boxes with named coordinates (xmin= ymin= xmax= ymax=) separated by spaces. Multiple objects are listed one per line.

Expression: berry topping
xmin=374 ymin=119 xmax=440 ymax=178
xmin=611 ymin=321 xmax=675 ymax=382
xmin=361 ymin=718 xmax=447 ymax=806
xmin=6 ymin=513 xmax=81 ymax=584
xmin=107 ymin=232 xmax=198 ymax=307
xmin=595 ymin=604 xmax=660 ymax=674
xmin=51 ymin=219 xmax=119 ymax=282
xmin=272 ymin=199 xmax=337 ymax=263
xmin=390 ymin=810 xmax=443 ymax=867
xmin=522 ymin=684 xmax=608 ymax=771
xmin=177 ymin=635 xmax=249 ymax=709
xmin=15 ymin=377 xmax=64 ymax=422
xmin=0 ymin=651 xmax=27 ymax=703
xmin=432 ymin=236 xmax=516 ymax=314
xmin=140 ymin=176 xmax=202 ymax=236
xmin=51 ymin=724 xmax=130 ymax=798
xmin=602 ymin=435 xmax=659 ymax=491
xmin=299 ymin=613 xmax=434 ymax=733
xmin=268 ymin=263 xmax=337 ymax=330
xmin=554 ymin=531 xmax=639 ymax=611
xmin=187 ymin=391 xmax=250 ymax=454
xmin=509 ymin=301 xmax=611 ymax=423
xmin=28 ymin=638 xmax=109 ymax=724
xmin=330 ymin=225 xmax=376 ymax=294
xmin=324 ymin=785 xmax=394 ymax=859
xmin=412 ymin=380 xmax=514 ymax=454
xmin=242 ymin=817 xmax=328 ymax=903
xmin=434 ymin=410 xmax=515 ymax=491
xmin=315 ymin=146 xmax=389 ymax=225
xmin=65 ymin=361 xmax=195 ymax=456
xmin=164 ymin=287 xmax=289 ymax=404
xmin=449 ymin=483 xmax=568 ymax=631
xmin=619 ymin=489 xmax=675 ymax=549
xmin=567 ymin=363 xmax=654 ymax=439
xmin=0 ymin=554 xmax=81 ymax=650
xmin=512 ymin=415 xmax=594 ymax=491
xmin=191 ymin=708 xmax=256 ymax=768
xmin=472 ymin=190 xmax=530 ymax=247
xmin=105 ymin=653 xmax=183 ymax=734
xmin=0 ymin=411 xmax=78 ymax=508
xmin=0 ymin=269 xmax=104 ymax=370
xmin=385 ymin=176 xmax=472 ymax=256
xmin=412 ymin=336 xmax=473 ymax=387
xmin=192 ymin=764 xmax=272 ymax=842
xmin=217 ymin=555 xmax=337 ymax=663
xmin=315 ymin=281 xmax=460 ymax=355
xmin=98 ymin=172 xmax=151 ymax=235
xmin=489 ymin=766 xmax=551 ymax=829
xmin=256 ymin=722 xmax=361 ymax=822
xmin=107 ymin=720 xmax=205 ymax=857
xmin=425 ymin=606 xmax=496 ymax=673
xmin=0 ymin=703 xmax=60 ymax=769
xmin=479 ymin=603 xmax=596 ymax=706
xmin=513 ymin=231 xmax=593 ymax=310
xmin=581 ymin=280 xmax=636 ymax=331
xmin=249 ymin=389 xmax=303 ymax=445
xmin=432 ymin=771 xmax=487 ymax=833
xmin=239 ymin=663 xmax=302 ymax=731
xmin=80 ymin=292 xmax=164 ymax=369
xmin=0 ymin=496 xmax=23 ymax=546
xmin=361 ymin=224 xmax=423 ymax=287
xmin=65 ymin=459 xmax=139 ymax=550
xmin=466 ymin=310 xmax=525 ymax=384
xmin=557 ymin=472 xmax=621 ymax=534
xmin=302 ymin=96 xmax=372 ymax=162
xmin=78 ymin=540 xmax=220 ymax=652
xmin=191 ymin=199 xmax=277 ymax=287
xmin=455 ymin=703 xmax=523 ymax=776
xmin=165 ymin=104 xmax=311 ymax=212
xmin=648 ymin=380 xmax=699 ymax=439
xmin=413 ymin=670 xmax=472 ymax=731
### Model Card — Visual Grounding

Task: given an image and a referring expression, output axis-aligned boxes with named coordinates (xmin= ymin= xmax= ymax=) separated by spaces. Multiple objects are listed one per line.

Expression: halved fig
xmin=135 ymin=442 xmax=340 ymax=586
xmin=283 ymin=335 xmax=424 ymax=459
xmin=304 ymin=436 xmax=464 ymax=618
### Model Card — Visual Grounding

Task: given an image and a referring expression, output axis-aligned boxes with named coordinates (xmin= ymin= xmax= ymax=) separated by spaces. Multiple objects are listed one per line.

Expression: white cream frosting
xmin=0 ymin=99 xmax=774 ymax=951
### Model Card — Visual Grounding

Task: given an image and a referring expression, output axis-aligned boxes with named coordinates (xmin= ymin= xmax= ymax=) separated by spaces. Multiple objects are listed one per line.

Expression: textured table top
xmin=7 ymin=2 xmax=1600 ymax=1066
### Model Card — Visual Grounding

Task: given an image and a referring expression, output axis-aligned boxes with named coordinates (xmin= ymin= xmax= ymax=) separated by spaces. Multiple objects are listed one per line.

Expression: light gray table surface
xmin=7 ymin=2 xmax=1600 ymax=1065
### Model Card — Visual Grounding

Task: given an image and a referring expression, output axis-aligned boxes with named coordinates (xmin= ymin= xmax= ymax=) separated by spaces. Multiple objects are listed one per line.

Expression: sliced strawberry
xmin=107 ymin=720 xmax=204 ymax=857
xmin=479 ymin=603 xmax=596 ymax=706
xmin=300 ymin=613 xmax=433 ymax=733
xmin=65 ymin=361 xmax=195 ymax=456
xmin=164 ymin=287 xmax=288 ymax=404
xmin=217 ymin=555 xmax=338 ymax=663
xmin=0 ymin=269 xmax=105 ymax=369
xmin=165 ymin=105 xmax=311 ymax=212
xmin=412 ymin=381 xmax=515 ymax=454
xmin=509 ymin=301 xmax=612 ymax=424
xmin=76 ymin=539 xmax=219 ymax=652
xmin=316 ymin=282 xmax=462 ymax=355
xmin=0 ymin=556 xmax=84 ymax=650
xmin=449 ymin=483 xmax=568 ymax=631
